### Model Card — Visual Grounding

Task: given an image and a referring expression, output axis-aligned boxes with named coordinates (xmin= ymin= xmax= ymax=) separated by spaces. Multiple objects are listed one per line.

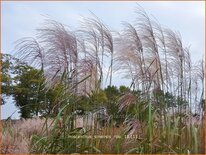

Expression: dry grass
xmin=1 ymin=116 xmax=204 ymax=154
xmin=1 ymin=130 xmax=29 ymax=154
xmin=1 ymin=117 xmax=53 ymax=154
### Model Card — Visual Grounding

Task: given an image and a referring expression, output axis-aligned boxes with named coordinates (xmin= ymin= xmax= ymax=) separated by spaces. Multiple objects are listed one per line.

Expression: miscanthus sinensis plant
xmin=10 ymin=5 xmax=204 ymax=154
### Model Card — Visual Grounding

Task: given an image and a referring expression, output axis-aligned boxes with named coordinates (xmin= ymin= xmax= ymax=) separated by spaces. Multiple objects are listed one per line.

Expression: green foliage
xmin=176 ymin=96 xmax=188 ymax=106
xmin=153 ymin=88 xmax=187 ymax=109
xmin=200 ymin=99 xmax=205 ymax=110
xmin=89 ymin=89 xmax=108 ymax=107
xmin=12 ymin=66 xmax=45 ymax=118
xmin=104 ymin=86 xmax=119 ymax=115
xmin=1 ymin=54 xmax=19 ymax=101
xmin=1 ymin=53 xmax=65 ymax=118
xmin=164 ymin=92 xmax=176 ymax=107
xmin=119 ymin=85 xmax=130 ymax=94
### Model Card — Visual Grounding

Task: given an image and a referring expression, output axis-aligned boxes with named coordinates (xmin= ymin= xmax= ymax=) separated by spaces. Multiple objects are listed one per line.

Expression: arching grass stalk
xmin=148 ymin=100 xmax=153 ymax=151
xmin=192 ymin=125 xmax=198 ymax=154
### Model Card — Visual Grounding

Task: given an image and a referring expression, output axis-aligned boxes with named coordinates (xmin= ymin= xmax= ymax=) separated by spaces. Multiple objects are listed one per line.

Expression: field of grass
xmin=1 ymin=113 xmax=205 ymax=154
xmin=1 ymin=3 xmax=205 ymax=154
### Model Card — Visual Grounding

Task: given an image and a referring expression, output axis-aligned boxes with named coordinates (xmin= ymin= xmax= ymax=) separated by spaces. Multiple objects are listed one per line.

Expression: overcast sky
xmin=1 ymin=1 xmax=205 ymax=119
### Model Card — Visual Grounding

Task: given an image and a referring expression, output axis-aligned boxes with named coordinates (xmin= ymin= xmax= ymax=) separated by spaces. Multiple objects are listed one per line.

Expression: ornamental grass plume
xmin=118 ymin=92 xmax=136 ymax=112
xmin=124 ymin=119 xmax=142 ymax=135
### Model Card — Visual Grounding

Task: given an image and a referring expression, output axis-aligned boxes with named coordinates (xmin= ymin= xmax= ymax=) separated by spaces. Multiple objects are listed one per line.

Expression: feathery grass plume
xmin=135 ymin=5 xmax=164 ymax=90
xmin=118 ymin=92 xmax=136 ymax=112
xmin=195 ymin=59 xmax=205 ymax=108
xmin=37 ymin=19 xmax=78 ymax=90
xmin=14 ymin=37 xmax=45 ymax=70
xmin=124 ymin=119 xmax=141 ymax=135
xmin=103 ymin=27 xmax=114 ymax=86
xmin=115 ymin=22 xmax=147 ymax=91
xmin=80 ymin=13 xmax=115 ymax=88
xmin=79 ymin=15 xmax=103 ymax=90
xmin=164 ymin=29 xmax=185 ymax=96
xmin=76 ymin=58 xmax=96 ymax=95
xmin=76 ymin=38 xmax=102 ymax=95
